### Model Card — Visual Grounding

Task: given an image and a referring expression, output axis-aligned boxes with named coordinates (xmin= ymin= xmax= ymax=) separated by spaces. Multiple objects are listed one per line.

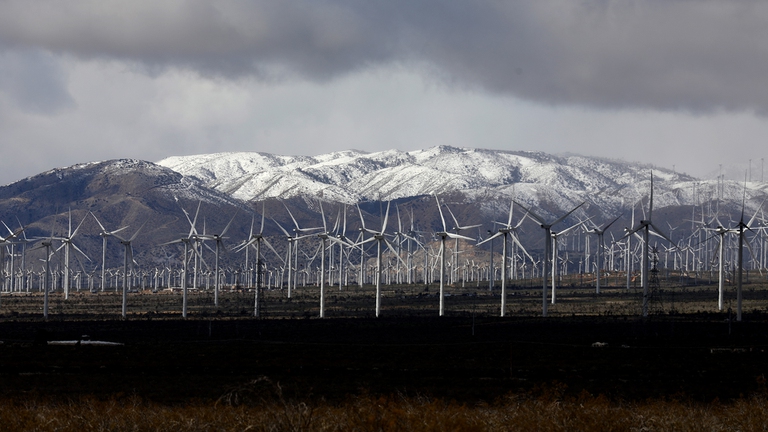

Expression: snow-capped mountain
xmin=3 ymin=147 xmax=768 ymax=268
xmin=157 ymin=146 xmax=768 ymax=218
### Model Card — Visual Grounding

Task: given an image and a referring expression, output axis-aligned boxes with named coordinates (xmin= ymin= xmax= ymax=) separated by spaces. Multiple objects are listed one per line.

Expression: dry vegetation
xmin=2 ymin=388 xmax=768 ymax=431
xmin=3 ymin=275 xmax=768 ymax=430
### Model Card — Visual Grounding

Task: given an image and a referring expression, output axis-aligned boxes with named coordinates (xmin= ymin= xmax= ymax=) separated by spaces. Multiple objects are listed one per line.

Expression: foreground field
xmin=1 ymin=280 xmax=768 ymax=430
xmin=2 ymin=392 xmax=768 ymax=431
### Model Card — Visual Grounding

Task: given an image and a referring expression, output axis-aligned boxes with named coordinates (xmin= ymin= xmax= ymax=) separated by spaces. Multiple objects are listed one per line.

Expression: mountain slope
xmin=157 ymin=146 xmax=737 ymax=214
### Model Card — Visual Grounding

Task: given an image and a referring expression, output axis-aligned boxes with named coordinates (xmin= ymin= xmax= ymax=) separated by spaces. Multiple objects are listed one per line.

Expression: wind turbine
xmin=199 ymin=211 xmax=238 ymax=307
xmin=90 ymin=212 xmax=128 ymax=293
xmin=283 ymin=202 xmax=322 ymax=294
xmin=725 ymin=179 xmax=764 ymax=321
xmin=114 ymin=221 xmax=147 ymax=319
xmin=585 ymin=215 xmax=622 ymax=294
xmin=445 ymin=203 xmax=481 ymax=285
xmin=550 ymin=217 xmax=589 ymax=304
xmin=180 ymin=201 xmax=206 ymax=291
xmin=477 ymin=200 xmax=530 ymax=317
xmin=513 ymin=200 xmax=585 ymax=317
xmin=0 ymin=222 xmax=23 ymax=307
xmin=356 ymin=201 xmax=406 ymax=317
xmin=434 ymin=196 xmax=474 ymax=316
xmin=31 ymin=224 xmax=57 ymax=319
xmin=272 ymin=218 xmax=298 ymax=297
xmin=236 ymin=204 xmax=283 ymax=317
xmin=623 ymin=172 xmax=676 ymax=317
xmin=705 ymin=224 xmax=732 ymax=311
xmin=304 ymin=200 xmax=350 ymax=318
xmin=163 ymin=202 xmax=209 ymax=318
xmin=51 ymin=210 xmax=90 ymax=300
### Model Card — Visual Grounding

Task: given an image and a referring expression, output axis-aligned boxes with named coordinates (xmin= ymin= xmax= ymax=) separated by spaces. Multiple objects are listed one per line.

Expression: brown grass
xmin=2 ymin=385 xmax=767 ymax=432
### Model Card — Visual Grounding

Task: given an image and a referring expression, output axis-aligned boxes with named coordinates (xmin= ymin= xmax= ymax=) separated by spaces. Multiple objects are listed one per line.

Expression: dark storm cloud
xmin=1 ymin=0 xmax=767 ymax=112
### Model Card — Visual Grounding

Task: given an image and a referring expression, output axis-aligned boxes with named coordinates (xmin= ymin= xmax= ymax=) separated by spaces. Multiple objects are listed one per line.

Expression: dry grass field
xmin=1 ymin=274 xmax=768 ymax=430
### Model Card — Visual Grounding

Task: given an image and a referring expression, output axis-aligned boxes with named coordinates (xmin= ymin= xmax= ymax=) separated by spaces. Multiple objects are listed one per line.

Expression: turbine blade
xmin=446 ymin=204 xmax=460 ymax=228
xmin=476 ymin=231 xmax=503 ymax=246
xmin=262 ymin=238 xmax=285 ymax=264
xmin=356 ymin=203 xmax=367 ymax=231
xmin=747 ymin=199 xmax=765 ymax=228
xmin=251 ymin=200 xmax=262 ymax=233
xmin=220 ymin=210 xmax=239 ymax=237
xmin=71 ymin=213 xmax=88 ymax=238
xmin=384 ymin=238 xmax=408 ymax=267
xmin=513 ymin=200 xmax=545 ymax=225
xmin=435 ymin=195 xmax=448 ymax=231
xmin=649 ymin=171 xmax=654 ymax=222
xmin=381 ymin=201 xmax=391 ymax=233
xmin=649 ymin=222 xmax=676 ymax=247
xmin=71 ymin=243 xmax=91 ymax=261
xmin=552 ymin=202 xmax=585 ymax=227
xmin=283 ymin=202 xmax=301 ymax=230
xmin=603 ymin=214 xmax=623 ymax=231
xmin=445 ymin=232 xmax=475 ymax=241
xmin=90 ymin=212 xmax=107 ymax=233
xmin=272 ymin=218 xmax=292 ymax=237
xmin=129 ymin=220 xmax=148 ymax=242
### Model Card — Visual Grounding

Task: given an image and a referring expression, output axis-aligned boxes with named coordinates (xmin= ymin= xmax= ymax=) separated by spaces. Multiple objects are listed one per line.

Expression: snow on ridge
xmin=155 ymin=147 xmax=768 ymax=216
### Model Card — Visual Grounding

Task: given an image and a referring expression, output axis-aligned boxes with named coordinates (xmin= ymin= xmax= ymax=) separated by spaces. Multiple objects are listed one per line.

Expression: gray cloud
xmin=1 ymin=1 xmax=767 ymax=113
xmin=0 ymin=49 xmax=74 ymax=114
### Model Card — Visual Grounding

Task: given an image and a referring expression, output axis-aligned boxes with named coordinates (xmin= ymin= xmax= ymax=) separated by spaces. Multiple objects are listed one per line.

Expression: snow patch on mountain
xmin=157 ymin=146 xmax=768 ymax=219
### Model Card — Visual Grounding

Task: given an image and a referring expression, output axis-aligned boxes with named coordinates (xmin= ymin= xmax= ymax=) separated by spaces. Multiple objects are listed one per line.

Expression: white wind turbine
xmin=283 ymin=202 xmax=323 ymax=294
xmin=90 ymin=212 xmax=128 ymax=293
xmin=445 ymin=203 xmax=482 ymax=285
xmin=303 ymin=200 xmax=350 ymax=318
xmin=513 ymin=200 xmax=585 ymax=317
xmin=333 ymin=205 xmax=357 ymax=290
xmin=549 ymin=218 xmax=590 ymax=305
xmin=721 ymin=179 xmax=764 ymax=321
xmin=356 ymin=201 xmax=407 ymax=317
xmin=0 ymin=222 xmax=23 ymax=307
xmin=51 ymin=210 xmax=90 ymax=300
xmin=236 ymin=205 xmax=283 ymax=317
xmin=395 ymin=206 xmax=424 ymax=286
xmin=434 ymin=196 xmax=474 ymax=316
xmin=162 ymin=202 xmax=208 ymax=318
xmin=31 ymin=225 xmax=57 ymax=319
xmin=114 ymin=221 xmax=147 ymax=319
xmin=585 ymin=215 xmax=622 ymax=294
xmin=272 ymin=218 xmax=298 ymax=297
xmin=180 ymin=201 xmax=206 ymax=290
xmin=623 ymin=172 xmax=676 ymax=317
xmin=199 ymin=211 xmax=238 ymax=307
xmin=477 ymin=200 xmax=531 ymax=317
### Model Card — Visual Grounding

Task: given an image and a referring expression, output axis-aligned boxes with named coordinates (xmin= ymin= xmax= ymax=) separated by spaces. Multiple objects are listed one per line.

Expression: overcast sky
xmin=1 ymin=0 xmax=767 ymax=186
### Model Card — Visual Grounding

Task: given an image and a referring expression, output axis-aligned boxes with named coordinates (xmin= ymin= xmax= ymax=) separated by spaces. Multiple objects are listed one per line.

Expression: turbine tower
xmin=477 ymin=200 xmax=530 ymax=317
xmin=236 ymin=204 xmax=282 ymax=317
xmin=357 ymin=202 xmax=406 ymax=317
xmin=114 ymin=221 xmax=147 ymax=319
xmin=623 ymin=173 xmax=675 ymax=317
xmin=199 ymin=211 xmax=238 ymax=307
xmin=514 ymin=200 xmax=585 ymax=317
xmin=90 ymin=212 xmax=128 ymax=292
xmin=435 ymin=196 xmax=474 ymax=316
xmin=585 ymin=215 xmax=622 ymax=294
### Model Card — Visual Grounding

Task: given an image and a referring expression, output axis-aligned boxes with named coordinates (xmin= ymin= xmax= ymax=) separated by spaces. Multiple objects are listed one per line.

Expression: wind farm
xmin=3 ymin=148 xmax=768 ymax=428
xmin=3 ymin=148 xmax=768 ymax=320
